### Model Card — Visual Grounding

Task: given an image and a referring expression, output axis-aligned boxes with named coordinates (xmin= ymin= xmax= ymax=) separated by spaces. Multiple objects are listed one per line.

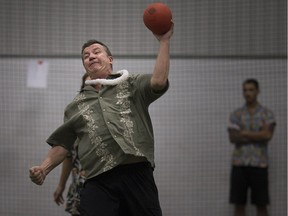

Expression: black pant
xmin=80 ymin=162 xmax=162 ymax=216
xmin=229 ymin=166 xmax=269 ymax=206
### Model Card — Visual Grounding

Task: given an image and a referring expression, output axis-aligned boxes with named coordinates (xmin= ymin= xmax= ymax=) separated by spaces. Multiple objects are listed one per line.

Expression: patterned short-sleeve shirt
xmin=228 ymin=103 xmax=276 ymax=167
xmin=65 ymin=141 xmax=85 ymax=215
xmin=47 ymin=73 xmax=168 ymax=179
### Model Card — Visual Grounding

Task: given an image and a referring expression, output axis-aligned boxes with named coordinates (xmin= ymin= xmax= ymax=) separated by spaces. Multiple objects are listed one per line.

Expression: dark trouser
xmin=229 ymin=166 xmax=269 ymax=206
xmin=80 ymin=162 xmax=162 ymax=216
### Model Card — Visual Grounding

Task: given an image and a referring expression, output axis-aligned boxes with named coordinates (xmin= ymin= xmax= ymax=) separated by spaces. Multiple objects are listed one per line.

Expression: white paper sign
xmin=27 ymin=59 xmax=49 ymax=88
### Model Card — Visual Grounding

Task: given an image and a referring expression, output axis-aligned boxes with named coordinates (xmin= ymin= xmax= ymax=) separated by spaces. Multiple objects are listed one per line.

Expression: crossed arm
xmin=229 ymin=123 xmax=275 ymax=144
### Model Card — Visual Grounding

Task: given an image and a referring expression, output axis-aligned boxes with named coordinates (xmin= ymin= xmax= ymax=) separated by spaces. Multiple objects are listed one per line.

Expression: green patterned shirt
xmin=228 ymin=103 xmax=276 ymax=167
xmin=47 ymin=74 xmax=168 ymax=179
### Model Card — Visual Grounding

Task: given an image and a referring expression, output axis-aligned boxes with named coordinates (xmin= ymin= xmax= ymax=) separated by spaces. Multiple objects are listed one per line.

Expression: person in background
xmin=53 ymin=73 xmax=90 ymax=216
xmin=30 ymin=23 xmax=174 ymax=216
xmin=228 ymin=78 xmax=276 ymax=216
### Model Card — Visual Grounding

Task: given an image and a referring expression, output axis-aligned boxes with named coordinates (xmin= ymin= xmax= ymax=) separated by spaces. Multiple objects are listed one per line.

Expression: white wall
xmin=0 ymin=58 xmax=286 ymax=216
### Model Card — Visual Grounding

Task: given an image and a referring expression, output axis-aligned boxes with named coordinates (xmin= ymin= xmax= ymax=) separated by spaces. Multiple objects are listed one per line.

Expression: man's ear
xmin=109 ymin=56 xmax=113 ymax=64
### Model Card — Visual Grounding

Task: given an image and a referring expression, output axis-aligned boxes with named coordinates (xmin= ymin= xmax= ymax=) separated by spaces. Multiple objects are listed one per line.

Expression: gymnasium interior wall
xmin=0 ymin=1 xmax=286 ymax=215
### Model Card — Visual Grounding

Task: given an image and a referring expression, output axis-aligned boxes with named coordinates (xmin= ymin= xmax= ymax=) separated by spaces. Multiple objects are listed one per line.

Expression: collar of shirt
xmin=242 ymin=103 xmax=263 ymax=114
xmin=81 ymin=74 xmax=122 ymax=93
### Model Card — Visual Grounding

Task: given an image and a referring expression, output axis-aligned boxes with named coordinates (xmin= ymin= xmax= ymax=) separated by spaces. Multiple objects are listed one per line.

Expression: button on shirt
xmin=229 ymin=103 xmax=276 ymax=167
xmin=47 ymin=74 xmax=169 ymax=179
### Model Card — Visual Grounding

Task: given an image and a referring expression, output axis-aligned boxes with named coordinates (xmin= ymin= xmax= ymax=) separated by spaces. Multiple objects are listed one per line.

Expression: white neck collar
xmin=85 ymin=69 xmax=129 ymax=86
